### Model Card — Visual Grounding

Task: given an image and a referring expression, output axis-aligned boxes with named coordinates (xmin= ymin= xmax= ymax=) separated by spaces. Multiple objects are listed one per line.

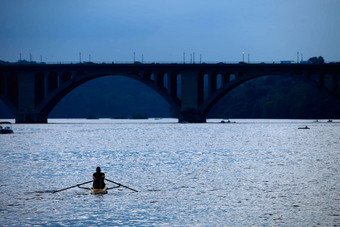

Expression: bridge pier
xmin=178 ymin=109 xmax=206 ymax=123
xmin=12 ymin=73 xmax=48 ymax=123
xmin=15 ymin=112 xmax=47 ymax=123
xmin=178 ymin=72 xmax=206 ymax=123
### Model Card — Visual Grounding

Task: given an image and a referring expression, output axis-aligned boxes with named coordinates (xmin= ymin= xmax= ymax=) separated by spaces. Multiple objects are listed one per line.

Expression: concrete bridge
xmin=0 ymin=63 xmax=339 ymax=123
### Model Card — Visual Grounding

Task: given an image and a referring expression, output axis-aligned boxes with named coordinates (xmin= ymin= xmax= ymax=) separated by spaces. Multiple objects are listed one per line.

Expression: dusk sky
xmin=1 ymin=0 xmax=339 ymax=63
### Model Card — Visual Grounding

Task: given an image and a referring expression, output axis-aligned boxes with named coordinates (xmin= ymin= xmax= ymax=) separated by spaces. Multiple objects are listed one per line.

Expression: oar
xmin=105 ymin=179 xmax=138 ymax=192
xmin=53 ymin=180 xmax=93 ymax=193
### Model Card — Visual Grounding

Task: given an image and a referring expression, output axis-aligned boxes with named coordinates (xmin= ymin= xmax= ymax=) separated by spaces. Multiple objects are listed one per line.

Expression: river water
xmin=0 ymin=118 xmax=339 ymax=226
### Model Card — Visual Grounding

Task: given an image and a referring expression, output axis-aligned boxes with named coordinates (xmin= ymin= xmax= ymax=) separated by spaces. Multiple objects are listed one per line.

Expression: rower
xmin=93 ymin=167 xmax=106 ymax=189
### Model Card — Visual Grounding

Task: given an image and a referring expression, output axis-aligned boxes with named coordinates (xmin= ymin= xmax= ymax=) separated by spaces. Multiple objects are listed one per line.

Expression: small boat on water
xmin=221 ymin=119 xmax=236 ymax=123
xmin=54 ymin=178 xmax=137 ymax=194
xmin=0 ymin=122 xmax=13 ymax=134
xmin=90 ymin=186 xmax=108 ymax=195
xmin=298 ymin=126 xmax=310 ymax=129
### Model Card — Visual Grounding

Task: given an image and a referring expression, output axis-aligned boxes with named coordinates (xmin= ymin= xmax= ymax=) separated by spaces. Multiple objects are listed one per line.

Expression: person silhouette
xmin=93 ymin=167 xmax=106 ymax=189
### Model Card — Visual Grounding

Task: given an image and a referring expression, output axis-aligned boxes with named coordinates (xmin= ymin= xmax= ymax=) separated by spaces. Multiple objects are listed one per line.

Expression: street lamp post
xmin=242 ymin=52 xmax=245 ymax=62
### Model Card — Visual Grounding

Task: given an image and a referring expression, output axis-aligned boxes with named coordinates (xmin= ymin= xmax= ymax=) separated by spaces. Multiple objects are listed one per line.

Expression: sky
xmin=1 ymin=0 xmax=340 ymax=63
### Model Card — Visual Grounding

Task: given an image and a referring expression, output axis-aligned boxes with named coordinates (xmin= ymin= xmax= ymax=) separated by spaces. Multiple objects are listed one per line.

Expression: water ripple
xmin=0 ymin=119 xmax=339 ymax=226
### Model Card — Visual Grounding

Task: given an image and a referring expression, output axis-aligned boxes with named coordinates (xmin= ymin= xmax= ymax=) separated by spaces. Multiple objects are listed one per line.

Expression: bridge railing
xmin=1 ymin=60 xmax=339 ymax=65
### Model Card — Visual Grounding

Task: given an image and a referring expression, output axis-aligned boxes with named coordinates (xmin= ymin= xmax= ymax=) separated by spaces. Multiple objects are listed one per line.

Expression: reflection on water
xmin=0 ymin=119 xmax=339 ymax=226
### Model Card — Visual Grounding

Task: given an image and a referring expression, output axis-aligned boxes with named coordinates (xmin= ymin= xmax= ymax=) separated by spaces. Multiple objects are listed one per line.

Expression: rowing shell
xmin=90 ymin=186 xmax=108 ymax=194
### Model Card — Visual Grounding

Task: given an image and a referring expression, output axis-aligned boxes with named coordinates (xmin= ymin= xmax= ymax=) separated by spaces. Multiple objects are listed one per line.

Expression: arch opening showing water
xmin=0 ymin=99 xmax=14 ymax=119
xmin=207 ymin=75 xmax=340 ymax=119
xmin=49 ymin=76 xmax=171 ymax=119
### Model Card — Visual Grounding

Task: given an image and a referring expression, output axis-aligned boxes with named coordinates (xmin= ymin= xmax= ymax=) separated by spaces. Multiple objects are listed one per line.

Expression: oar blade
xmin=105 ymin=179 xmax=138 ymax=192
xmin=53 ymin=180 xmax=93 ymax=193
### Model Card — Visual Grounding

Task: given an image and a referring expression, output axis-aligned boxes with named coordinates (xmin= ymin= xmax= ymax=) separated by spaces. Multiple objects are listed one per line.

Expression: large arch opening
xmin=49 ymin=75 xmax=171 ymax=119
xmin=207 ymin=75 xmax=340 ymax=119
xmin=0 ymin=99 xmax=15 ymax=119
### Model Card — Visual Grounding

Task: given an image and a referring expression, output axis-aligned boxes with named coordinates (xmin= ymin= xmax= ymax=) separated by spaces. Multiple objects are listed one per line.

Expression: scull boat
xmin=90 ymin=186 xmax=108 ymax=194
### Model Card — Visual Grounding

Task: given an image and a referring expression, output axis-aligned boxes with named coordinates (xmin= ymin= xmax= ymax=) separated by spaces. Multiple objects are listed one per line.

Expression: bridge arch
xmin=0 ymin=98 xmax=15 ymax=117
xmin=1 ymin=63 xmax=339 ymax=123
xmin=0 ymin=96 xmax=15 ymax=116
xmin=37 ymin=72 xmax=181 ymax=119
xmin=0 ymin=72 xmax=18 ymax=115
xmin=199 ymin=71 xmax=339 ymax=117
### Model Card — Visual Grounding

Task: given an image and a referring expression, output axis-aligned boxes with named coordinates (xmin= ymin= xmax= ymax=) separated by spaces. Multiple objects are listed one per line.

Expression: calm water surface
xmin=0 ymin=119 xmax=339 ymax=226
